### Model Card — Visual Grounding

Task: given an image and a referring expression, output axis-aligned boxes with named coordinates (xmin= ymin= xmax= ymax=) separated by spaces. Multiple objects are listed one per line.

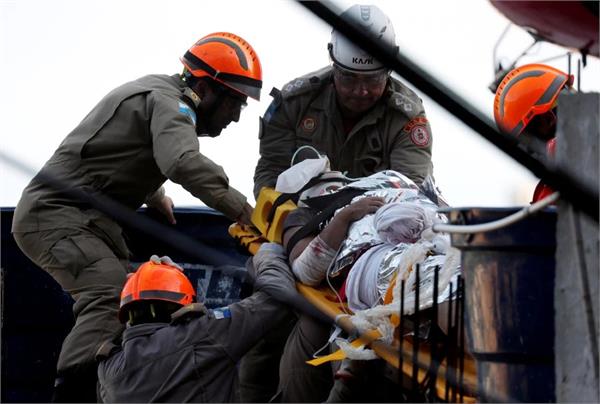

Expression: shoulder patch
xmin=178 ymin=101 xmax=196 ymax=125
xmin=281 ymin=78 xmax=313 ymax=99
xmin=403 ymin=116 xmax=431 ymax=147
xmin=389 ymin=92 xmax=420 ymax=115
xmin=211 ymin=307 xmax=232 ymax=320
xmin=263 ymin=101 xmax=277 ymax=123
xmin=280 ymin=67 xmax=331 ymax=100
xmin=263 ymin=87 xmax=283 ymax=123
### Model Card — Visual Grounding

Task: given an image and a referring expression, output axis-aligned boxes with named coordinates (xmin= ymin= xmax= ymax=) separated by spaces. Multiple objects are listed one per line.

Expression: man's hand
xmin=317 ymin=196 xmax=385 ymax=252
xmin=251 ymin=242 xmax=292 ymax=281
xmin=149 ymin=254 xmax=183 ymax=271
xmin=153 ymin=195 xmax=176 ymax=225
xmin=337 ymin=196 xmax=385 ymax=223
xmin=252 ymin=243 xmax=286 ymax=277
xmin=236 ymin=202 xmax=254 ymax=226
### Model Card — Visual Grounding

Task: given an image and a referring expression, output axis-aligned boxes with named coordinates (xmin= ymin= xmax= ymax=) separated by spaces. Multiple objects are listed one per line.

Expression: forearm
xmin=166 ymin=150 xmax=246 ymax=220
xmin=144 ymin=186 xmax=165 ymax=207
xmin=292 ymin=235 xmax=337 ymax=285
xmin=317 ymin=210 xmax=353 ymax=250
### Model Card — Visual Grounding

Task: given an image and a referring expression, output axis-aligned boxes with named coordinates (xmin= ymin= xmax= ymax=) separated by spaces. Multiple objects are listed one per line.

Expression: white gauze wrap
xmin=292 ymin=235 xmax=337 ymax=286
xmin=374 ymin=202 xmax=431 ymax=244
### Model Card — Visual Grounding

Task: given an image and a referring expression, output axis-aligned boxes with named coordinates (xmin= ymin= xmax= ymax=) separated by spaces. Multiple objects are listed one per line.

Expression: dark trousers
xmin=277 ymin=313 xmax=334 ymax=403
xmin=14 ymin=224 xmax=129 ymax=402
xmin=238 ymin=311 xmax=297 ymax=402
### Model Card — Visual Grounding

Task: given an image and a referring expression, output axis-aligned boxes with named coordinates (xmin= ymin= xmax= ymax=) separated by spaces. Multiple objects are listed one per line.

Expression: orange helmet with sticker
xmin=494 ymin=63 xmax=572 ymax=136
xmin=181 ymin=32 xmax=262 ymax=101
xmin=118 ymin=260 xmax=196 ymax=323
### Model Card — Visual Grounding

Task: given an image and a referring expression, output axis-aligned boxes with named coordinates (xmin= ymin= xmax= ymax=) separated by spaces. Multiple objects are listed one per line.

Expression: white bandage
xmin=292 ymin=235 xmax=337 ymax=286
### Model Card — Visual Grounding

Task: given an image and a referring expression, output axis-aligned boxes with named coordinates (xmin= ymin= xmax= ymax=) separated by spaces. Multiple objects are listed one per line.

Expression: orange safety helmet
xmin=181 ymin=32 xmax=262 ymax=101
xmin=494 ymin=63 xmax=573 ymax=136
xmin=118 ymin=260 xmax=196 ymax=323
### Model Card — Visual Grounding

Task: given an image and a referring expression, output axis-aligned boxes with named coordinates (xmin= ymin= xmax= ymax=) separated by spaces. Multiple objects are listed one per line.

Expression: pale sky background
xmin=1 ymin=0 xmax=599 ymax=209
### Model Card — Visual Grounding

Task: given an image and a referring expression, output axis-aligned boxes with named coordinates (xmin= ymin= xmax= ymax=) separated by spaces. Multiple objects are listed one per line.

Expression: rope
xmin=432 ymin=192 xmax=559 ymax=234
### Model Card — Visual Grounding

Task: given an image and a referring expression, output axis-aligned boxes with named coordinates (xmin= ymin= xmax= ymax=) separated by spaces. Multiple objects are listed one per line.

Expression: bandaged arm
xmin=285 ymin=198 xmax=383 ymax=285
xmin=291 ymin=235 xmax=337 ymax=285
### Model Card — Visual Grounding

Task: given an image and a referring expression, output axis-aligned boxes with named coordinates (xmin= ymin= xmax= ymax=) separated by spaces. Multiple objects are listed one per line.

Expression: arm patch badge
xmin=178 ymin=101 xmax=197 ymax=126
xmin=404 ymin=116 xmax=431 ymax=147
xmin=211 ymin=307 xmax=232 ymax=320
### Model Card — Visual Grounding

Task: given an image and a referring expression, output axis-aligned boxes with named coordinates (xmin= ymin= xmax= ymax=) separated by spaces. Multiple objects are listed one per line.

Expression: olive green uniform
xmin=253 ymin=66 xmax=434 ymax=198
xmin=11 ymin=74 xmax=246 ymax=384
xmin=243 ymin=67 xmax=434 ymax=402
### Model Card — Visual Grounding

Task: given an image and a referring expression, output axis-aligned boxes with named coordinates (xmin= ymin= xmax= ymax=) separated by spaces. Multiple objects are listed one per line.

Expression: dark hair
xmin=124 ymin=300 xmax=182 ymax=326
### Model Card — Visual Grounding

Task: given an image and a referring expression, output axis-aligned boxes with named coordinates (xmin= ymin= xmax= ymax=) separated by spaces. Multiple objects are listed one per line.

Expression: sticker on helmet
xmin=404 ymin=117 xmax=430 ymax=147
xmin=178 ymin=101 xmax=197 ymax=126
xmin=301 ymin=117 xmax=317 ymax=133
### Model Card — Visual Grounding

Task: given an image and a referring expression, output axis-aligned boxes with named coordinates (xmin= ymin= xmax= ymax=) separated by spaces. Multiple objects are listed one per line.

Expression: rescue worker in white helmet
xmin=98 ymin=248 xmax=297 ymax=403
xmin=253 ymin=4 xmax=434 ymax=199
xmin=12 ymin=32 xmax=261 ymax=402
xmin=243 ymin=4 xmax=437 ymax=402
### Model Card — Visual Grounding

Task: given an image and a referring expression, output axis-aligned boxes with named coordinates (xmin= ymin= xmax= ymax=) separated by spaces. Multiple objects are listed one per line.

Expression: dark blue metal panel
xmin=445 ymin=207 xmax=556 ymax=403
xmin=1 ymin=206 xmax=251 ymax=403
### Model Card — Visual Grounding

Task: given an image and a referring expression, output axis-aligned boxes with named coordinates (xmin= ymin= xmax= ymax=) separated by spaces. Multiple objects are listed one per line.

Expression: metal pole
xmin=296 ymin=0 xmax=598 ymax=221
xmin=0 ymin=150 xmax=241 ymax=267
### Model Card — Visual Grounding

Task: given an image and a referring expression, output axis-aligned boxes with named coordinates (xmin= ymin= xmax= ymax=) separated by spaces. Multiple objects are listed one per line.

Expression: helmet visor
xmin=332 ymin=64 xmax=389 ymax=88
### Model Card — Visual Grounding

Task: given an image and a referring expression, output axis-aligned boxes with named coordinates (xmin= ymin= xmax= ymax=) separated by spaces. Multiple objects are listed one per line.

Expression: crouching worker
xmin=98 ymin=245 xmax=295 ymax=403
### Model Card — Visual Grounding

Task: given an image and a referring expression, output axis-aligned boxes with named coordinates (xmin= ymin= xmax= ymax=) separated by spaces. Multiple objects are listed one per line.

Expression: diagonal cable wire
xmin=0 ymin=150 xmax=242 ymax=267
xmin=296 ymin=0 xmax=598 ymax=222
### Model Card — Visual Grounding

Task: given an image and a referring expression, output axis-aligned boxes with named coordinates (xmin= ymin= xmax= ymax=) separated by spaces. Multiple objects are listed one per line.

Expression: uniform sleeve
xmin=199 ymin=291 xmax=291 ymax=362
xmin=148 ymin=93 xmax=246 ymax=220
xmin=144 ymin=186 xmax=165 ymax=207
xmin=253 ymin=98 xmax=298 ymax=198
xmin=390 ymin=114 xmax=434 ymax=185
xmin=203 ymin=248 xmax=294 ymax=361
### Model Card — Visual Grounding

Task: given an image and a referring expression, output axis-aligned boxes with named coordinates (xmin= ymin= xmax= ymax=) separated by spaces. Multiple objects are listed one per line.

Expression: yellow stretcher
xmin=296 ymin=282 xmax=478 ymax=402
xmin=229 ymin=215 xmax=478 ymax=402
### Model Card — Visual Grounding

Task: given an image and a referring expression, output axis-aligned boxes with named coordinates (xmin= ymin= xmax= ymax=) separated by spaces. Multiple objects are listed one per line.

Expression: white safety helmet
xmin=328 ymin=4 xmax=397 ymax=72
xmin=298 ymin=171 xmax=352 ymax=208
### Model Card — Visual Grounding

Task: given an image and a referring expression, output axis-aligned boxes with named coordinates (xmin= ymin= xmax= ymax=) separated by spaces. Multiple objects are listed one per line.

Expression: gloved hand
xmin=246 ymin=243 xmax=284 ymax=282
xmin=251 ymin=242 xmax=286 ymax=278
xmin=149 ymin=254 xmax=183 ymax=271
xmin=249 ymin=243 xmax=332 ymax=324
xmin=251 ymin=243 xmax=297 ymax=299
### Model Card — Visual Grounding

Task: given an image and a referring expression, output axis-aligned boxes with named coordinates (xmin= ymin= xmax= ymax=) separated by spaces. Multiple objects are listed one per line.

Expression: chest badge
xmin=301 ymin=117 xmax=317 ymax=133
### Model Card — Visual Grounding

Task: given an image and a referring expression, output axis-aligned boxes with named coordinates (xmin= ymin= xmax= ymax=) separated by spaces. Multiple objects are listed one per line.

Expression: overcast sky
xmin=1 ymin=0 xmax=599 ymax=208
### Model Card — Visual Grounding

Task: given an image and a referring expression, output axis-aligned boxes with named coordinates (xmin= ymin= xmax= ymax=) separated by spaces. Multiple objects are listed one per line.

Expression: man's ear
xmin=191 ymin=79 xmax=209 ymax=98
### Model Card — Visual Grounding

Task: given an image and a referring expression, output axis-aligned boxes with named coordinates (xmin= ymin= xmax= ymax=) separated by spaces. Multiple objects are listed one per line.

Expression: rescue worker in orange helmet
xmin=11 ymin=32 xmax=261 ymax=402
xmin=98 ymin=246 xmax=297 ymax=403
xmin=494 ymin=63 xmax=574 ymax=202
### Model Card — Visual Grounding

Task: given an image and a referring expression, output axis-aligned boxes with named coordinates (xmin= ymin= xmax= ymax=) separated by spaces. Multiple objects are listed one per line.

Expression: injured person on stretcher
xmin=277 ymin=168 xmax=462 ymax=402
